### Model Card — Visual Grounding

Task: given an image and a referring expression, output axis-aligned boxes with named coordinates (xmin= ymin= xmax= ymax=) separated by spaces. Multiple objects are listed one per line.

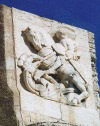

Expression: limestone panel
xmin=11 ymin=7 xmax=100 ymax=126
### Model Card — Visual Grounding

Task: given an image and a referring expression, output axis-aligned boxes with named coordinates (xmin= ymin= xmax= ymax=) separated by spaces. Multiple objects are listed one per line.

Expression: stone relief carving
xmin=17 ymin=27 xmax=89 ymax=106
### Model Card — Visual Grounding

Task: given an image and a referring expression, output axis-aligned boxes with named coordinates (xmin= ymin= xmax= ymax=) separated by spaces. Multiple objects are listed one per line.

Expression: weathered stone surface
xmin=0 ymin=5 xmax=18 ymax=126
xmin=61 ymin=104 xmax=100 ymax=126
xmin=88 ymin=32 xmax=99 ymax=92
xmin=88 ymin=32 xmax=100 ymax=117
xmin=21 ymin=94 xmax=61 ymax=119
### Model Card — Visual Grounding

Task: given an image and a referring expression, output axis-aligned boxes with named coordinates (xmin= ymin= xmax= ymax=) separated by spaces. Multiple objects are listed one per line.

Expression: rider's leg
xmin=71 ymin=73 xmax=89 ymax=103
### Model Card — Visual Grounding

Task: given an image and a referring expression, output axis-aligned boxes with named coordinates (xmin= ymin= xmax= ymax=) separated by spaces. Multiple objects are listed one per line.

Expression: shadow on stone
xmin=0 ymin=6 xmax=18 ymax=126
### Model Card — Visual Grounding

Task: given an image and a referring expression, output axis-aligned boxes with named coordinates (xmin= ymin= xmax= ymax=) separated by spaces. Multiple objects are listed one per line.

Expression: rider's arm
xmin=46 ymin=56 xmax=62 ymax=74
xmin=30 ymin=53 xmax=43 ymax=61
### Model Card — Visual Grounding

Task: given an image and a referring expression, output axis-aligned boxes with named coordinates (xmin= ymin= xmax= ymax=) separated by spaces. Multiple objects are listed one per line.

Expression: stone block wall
xmin=0 ymin=5 xmax=99 ymax=126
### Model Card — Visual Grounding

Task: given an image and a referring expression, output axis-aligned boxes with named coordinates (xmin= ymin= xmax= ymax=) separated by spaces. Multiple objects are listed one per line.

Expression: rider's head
xmin=55 ymin=31 xmax=66 ymax=41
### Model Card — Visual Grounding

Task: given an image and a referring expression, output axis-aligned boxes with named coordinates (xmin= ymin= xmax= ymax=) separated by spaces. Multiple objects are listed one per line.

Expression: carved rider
xmin=21 ymin=27 xmax=89 ymax=105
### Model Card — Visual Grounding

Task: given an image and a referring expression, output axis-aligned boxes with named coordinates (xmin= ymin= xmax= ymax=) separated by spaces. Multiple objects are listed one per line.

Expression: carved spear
xmin=65 ymin=53 xmax=88 ymax=87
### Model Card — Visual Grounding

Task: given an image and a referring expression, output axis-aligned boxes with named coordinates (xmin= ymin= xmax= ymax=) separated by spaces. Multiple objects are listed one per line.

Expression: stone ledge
xmin=27 ymin=122 xmax=80 ymax=126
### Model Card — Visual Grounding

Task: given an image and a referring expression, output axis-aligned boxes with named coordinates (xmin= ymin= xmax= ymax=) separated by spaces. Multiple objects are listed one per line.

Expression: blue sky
xmin=1 ymin=0 xmax=100 ymax=85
